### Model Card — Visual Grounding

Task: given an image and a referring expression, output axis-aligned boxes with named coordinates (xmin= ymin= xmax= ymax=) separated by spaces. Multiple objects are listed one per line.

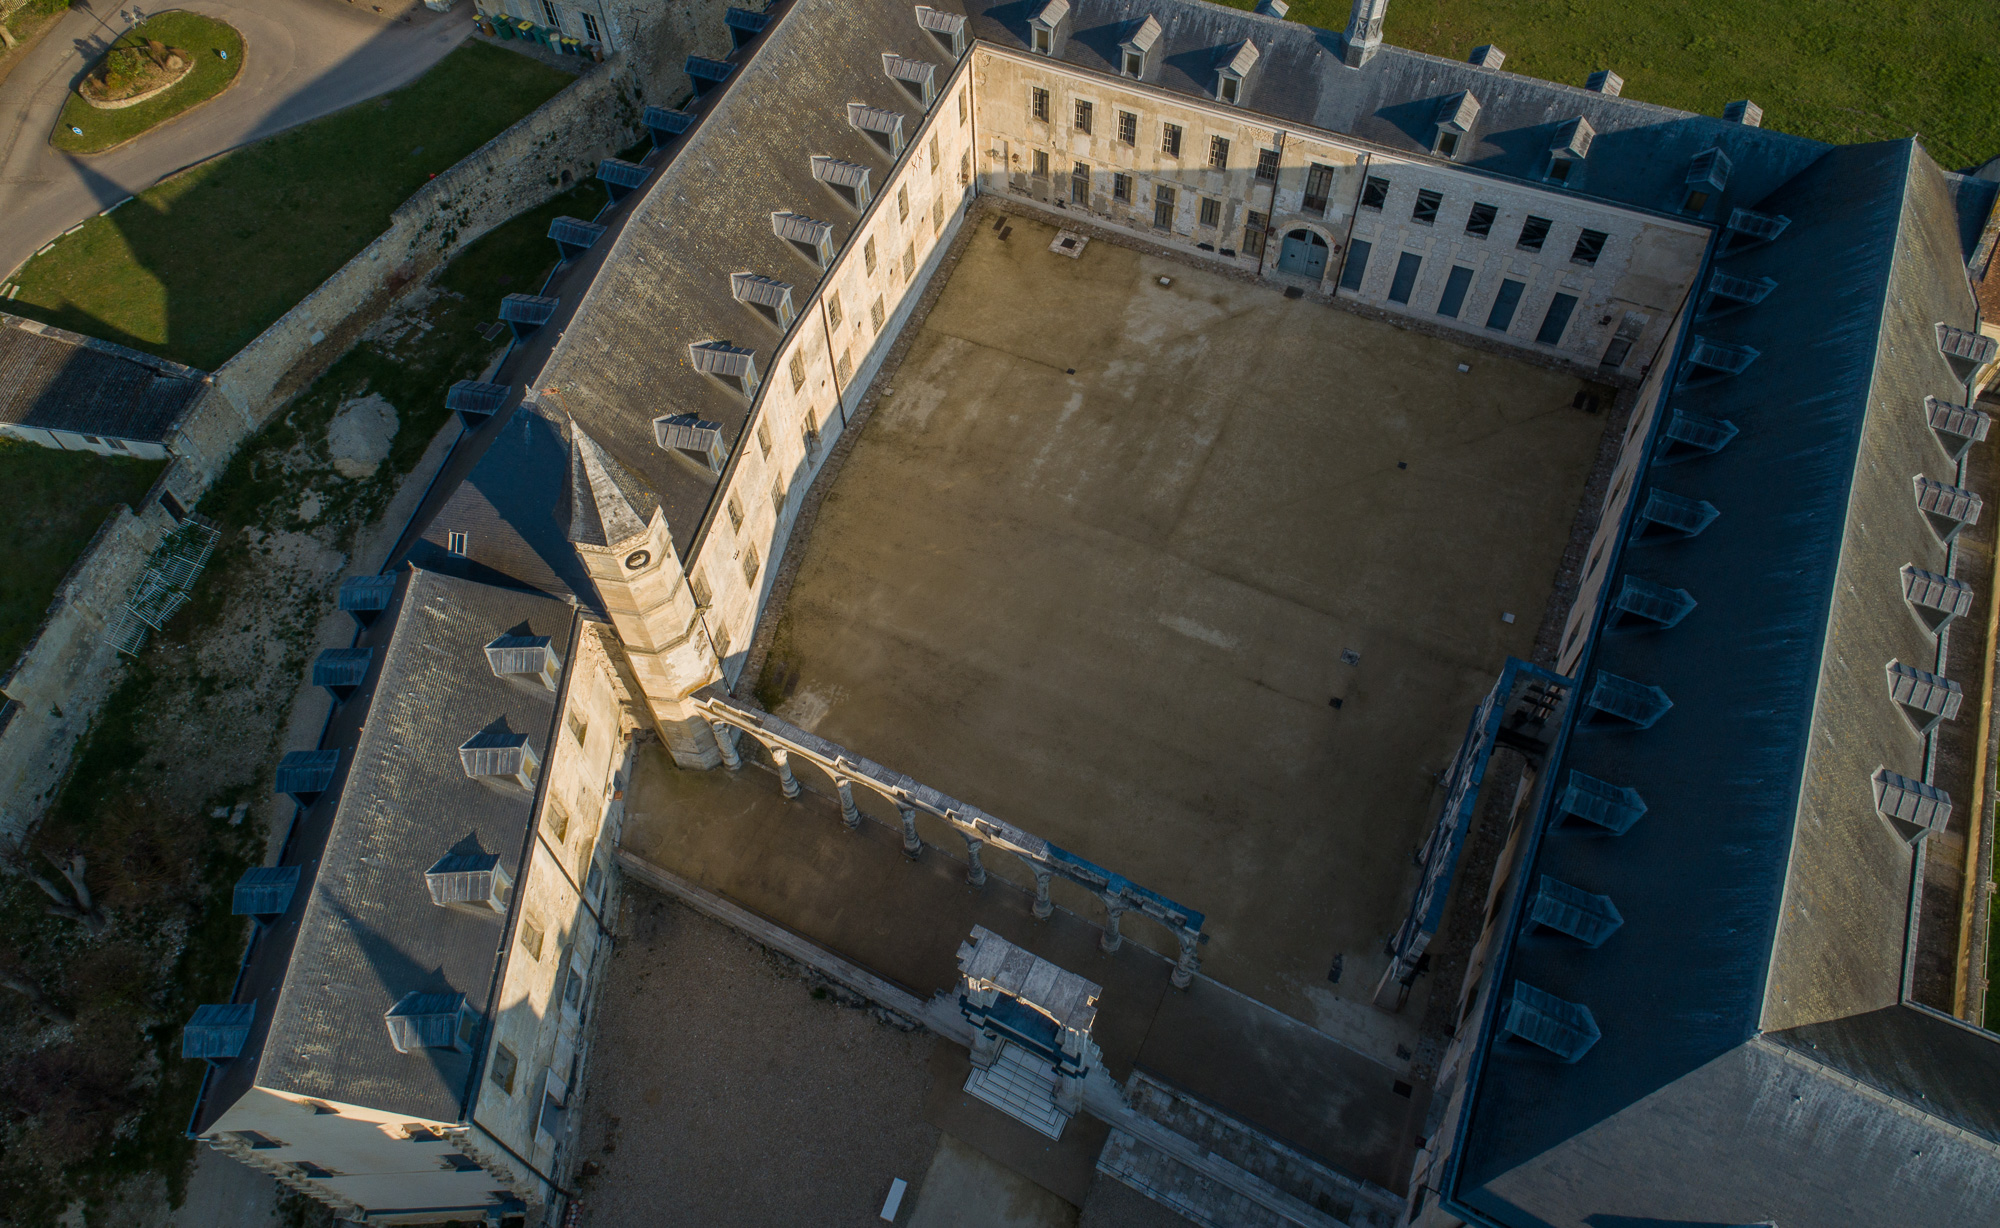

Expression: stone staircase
xmin=1094 ymin=1070 xmax=1404 ymax=1228
xmin=963 ymin=1041 xmax=1070 ymax=1139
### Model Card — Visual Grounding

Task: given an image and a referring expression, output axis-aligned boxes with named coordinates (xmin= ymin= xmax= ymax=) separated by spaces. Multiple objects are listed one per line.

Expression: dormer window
xmin=384 ymin=992 xmax=476 ymax=1054
xmin=1029 ymin=0 xmax=1068 ymax=54
xmin=1119 ymin=15 xmax=1160 ymax=78
xmin=1683 ymin=147 xmax=1731 ymax=214
xmin=731 ymin=272 xmax=798 ymax=328
xmin=485 ymin=634 xmax=561 ymax=690
xmin=460 ymin=730 xmax=539 ymax=790
xmin=689 ymin=341 xmax=761 ymax=398
xmin=811 ymin=155 xmax=873 ymax=208
xmin=914 ymin=6 xmax=966 ymax=57
xmin=847 ymin=103 xmax=906 ymax=156
xmin=425 ymin=852 xmax=513 ymax=914
xmin=1434 ymin=91 xmax=1480 ymax=159
xmin=882 ymin=53 xmax=937 ymax=106
xmin=1216 ymin=40 xmax=1259 ymax=105
xmin=772 ymin=212 xmax=836 ymax=267
xmin=1546 ymin=116 xmax=1593 ymax=184
xmin=654 ymin=413 xmax=731 ymax=472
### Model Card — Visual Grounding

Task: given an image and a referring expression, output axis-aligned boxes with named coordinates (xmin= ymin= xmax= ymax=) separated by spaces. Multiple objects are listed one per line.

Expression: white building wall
xmin=969 ymin=44 xmax=1706 ymax=380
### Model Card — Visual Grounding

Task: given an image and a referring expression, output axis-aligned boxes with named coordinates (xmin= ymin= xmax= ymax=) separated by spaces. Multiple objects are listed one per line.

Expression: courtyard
xmin=665 ymin=210 xmax=1610 ymax=1065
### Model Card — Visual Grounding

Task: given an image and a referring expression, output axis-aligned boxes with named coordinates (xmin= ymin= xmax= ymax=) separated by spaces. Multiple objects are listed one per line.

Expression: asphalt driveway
xmin=0 ymin=0 xmax=469 ymax=279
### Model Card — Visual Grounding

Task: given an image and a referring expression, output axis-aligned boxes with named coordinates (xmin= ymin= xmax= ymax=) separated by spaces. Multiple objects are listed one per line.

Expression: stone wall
xmin=0 ymin=45 xmax=661 ymax=837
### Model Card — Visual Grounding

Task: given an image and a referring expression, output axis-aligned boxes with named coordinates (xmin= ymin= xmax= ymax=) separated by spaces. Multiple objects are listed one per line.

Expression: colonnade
xmin=693 ymin=684 xmax=1205 ymax=988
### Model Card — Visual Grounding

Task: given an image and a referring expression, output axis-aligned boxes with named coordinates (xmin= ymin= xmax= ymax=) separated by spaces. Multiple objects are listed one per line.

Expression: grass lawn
xmin=1223 ymin=0 xmax=2000 ymax=170
xmin=0 ymin=440 xmax=164 ymax=670
xmin=49 ymin=11 xmax=243 ymax=155
xmin=6 ymin=39 xmax=571 ymax=372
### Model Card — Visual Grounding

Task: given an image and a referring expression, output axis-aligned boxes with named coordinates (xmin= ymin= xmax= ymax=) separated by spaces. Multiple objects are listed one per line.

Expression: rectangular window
xmin=826 ymin=292 xmax=843 ymax=330
xmin=1412 ymin=189 xmax=1442 ymax=225
xmin=959 ymin=89 xmax=968 ymax=124
xmin=690 ymin=570 xmax=712 ymax=607
xmin=1071 ymin=161 xmax=1090 ymax=203
xmin=1031 ymin=87 xmax=1049 ymax=122
xmin=929 ymin=134 xmax=940 ymax=169
xmin=1118 ymin=111 xmax=1137 ymax=144
xmin=1033 ymin=149 xmax=1049 ymax=177
xmin=870 ymin=295 xmax=885 ymax=333
xmin=1256 ymin=148 xmax=1279 ymax=181
xmin=933 ymin=195 xmax=945 ymax=233
xmin=788 ymin=352 xmax=805 ymax=393
xmin=1209 ymin=136 xmax=1230 ymax=169
xmin=1571 ymin=229 xmax=1608 ymax=266
xmin=1465 ymin=202 xmax=1497 ymax=238
xmin=1242 ymin=210 xmax=1267 ymax=259
xmin=490 ymin=1044 xmax=518 ymax=1095
xmin=566 ymin=710 xmax=589 ymax=747
xmin=756 ymin=419 xmax=774 ymax=459
xmin=580 ymin=10 xmax=599 ymax=41
xmin=1388 ymin=252 xmax=1422 ymax=304
xmin=446 ymin=531 xmax=467 ymax=556
xmin=863 ymin=236 xmax=878 ymax=274
xmin=1517 ymin=216 xmax=1551 ymax=252
xmin=1536 ymin=292 xmax=1579 ymax=345
xmin=1153 ymin=185 xmax=1175 ymax=229
xmin=1338 ymin=239 xmax=1372 ymax=292
xmin=1113 ymin=173 xmax=1132 ymax=203
xmin=897 ymin=185 xmax=909 ymax=221
xmin=726 ymin=493 xmax=743 ymax=531
xmin=804 ymin=420 xmax=822 ymax=459
xmin=1435 ymin=131 xmax=1460 ymax=159
xmin=1436 ymin=265 xmax=1474 ymax=318
xmin=1302 ymin=163 xmax=1334 ymax=216
xmin=520 ymin=917 xmax=546 ymax=961
xmin=1360 ymin=176 xmax=1389 ymax=209
xmin=903 ymin=240 xmax=916 ymax=282
xmin=770 ymin=479 xmax=787 ymax=513
xmin=1486 ymin=278 xmax=1526 ymax=331
xmin=742 ymin=543 xmax=761 ymax=586
xmin=1199 ymin=197 xmax=1221 ymax=227
xmin=1075 ymin=99 xmax=1093 ymax=134
xmin=1683 ymin=189 xmax=1709 ymax=214
xmin=836 ymin=348 xmax=853 ymax=382
xmin=540 ymin=0 xmax=560 ymax=26
xmin=960 ymin=150 xmax=969 ymax=184
xmin=1603 ymin=335 xmax=1634 ymax=368
xmin=1162 ymin=123 xmax=1182 ymax=157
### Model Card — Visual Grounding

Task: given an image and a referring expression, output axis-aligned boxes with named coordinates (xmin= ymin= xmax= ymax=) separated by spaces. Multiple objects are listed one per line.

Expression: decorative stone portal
xmin=956 ymin=926 xmax=1102 ymax=1140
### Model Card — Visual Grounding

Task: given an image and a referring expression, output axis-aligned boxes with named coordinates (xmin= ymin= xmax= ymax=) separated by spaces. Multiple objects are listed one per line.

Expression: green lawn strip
xmin=0 ymin=440 xmax=163 ymax=669
xmin=49 ymin=11 xmax=243 ymax=156
xmin=0 ymin=183 xmax=598 ymax=1216
xmin=1221 ymin=0 xmax=2000 ymax=170
xmin=3 ymin=0 xmax=70 ymax=39
xmin=8 ymin=40 xmax=572 ymax=372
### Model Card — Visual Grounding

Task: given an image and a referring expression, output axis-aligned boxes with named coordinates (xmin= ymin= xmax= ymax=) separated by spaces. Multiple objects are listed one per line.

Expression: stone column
xmin=964 ymin=836 xmax=987 ymax=887
xmin=970 ymin=1026 xmax=1002 ymax=1070
xmin=1054 ymin=1071 xmax=1084 ymax=1115
xmin=1172 ymin=929 xmax=1200 ymax=990
xmin=710 ymin=721 xmax=742 ymax=770
xmin=1100 ymin=897 xmax=1126 ymax=954
xmin=898 ymin=804 xmax=922 ymax=858
xmin=837 ymin=778 xmax=861 ymax=829
xmin=1032 ymin=868 xmax=1054 ymax=921
xmin=770 ymin=746 xmax=801 ymax=799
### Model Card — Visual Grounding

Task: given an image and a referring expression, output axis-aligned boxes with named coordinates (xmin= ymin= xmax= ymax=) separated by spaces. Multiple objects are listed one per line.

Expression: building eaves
xmin=0 ymin=310 xmax=206 ymax=442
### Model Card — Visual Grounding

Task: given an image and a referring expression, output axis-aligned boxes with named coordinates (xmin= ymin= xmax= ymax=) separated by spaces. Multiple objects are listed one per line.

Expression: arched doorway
xmin=1277 ymin=228 xmax=1329 ymax=279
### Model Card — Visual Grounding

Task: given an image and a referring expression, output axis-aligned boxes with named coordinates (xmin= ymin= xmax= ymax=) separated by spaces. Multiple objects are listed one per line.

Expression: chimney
xmin=1586 ymin=69 xmax=1623 ymax=96
xmin=1256 ymin=0 xmax=1289 ymax=16
xmin=1468 ymin=44 xmax=1505 ymax=70
xmin=1343 ymin=0 xmax=1387 ymax=68
xmin=1723 ymin=99 xmax=1763 ymax=127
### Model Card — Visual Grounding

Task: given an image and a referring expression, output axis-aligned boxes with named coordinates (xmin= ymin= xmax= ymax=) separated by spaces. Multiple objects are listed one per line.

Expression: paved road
xmin=0 ymin=0 xmax=470 ymax=279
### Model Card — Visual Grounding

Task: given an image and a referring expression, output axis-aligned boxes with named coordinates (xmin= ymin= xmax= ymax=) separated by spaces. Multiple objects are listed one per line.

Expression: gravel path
xmin=574 ymin=888 xmax=942 ymax=1227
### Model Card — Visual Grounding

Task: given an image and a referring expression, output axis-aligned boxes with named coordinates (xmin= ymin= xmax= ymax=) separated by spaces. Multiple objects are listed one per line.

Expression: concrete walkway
xmin=620 ymin=742 xmax=1431 ymax=1197
xmin=0 ymin=0 xmax=469 ymax=279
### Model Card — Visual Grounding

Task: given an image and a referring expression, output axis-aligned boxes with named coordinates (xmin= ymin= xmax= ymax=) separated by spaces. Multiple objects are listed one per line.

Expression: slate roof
xmin=1448 ymin=139 xmax=2000 ymax=1227
xmin=0 ymin=311 xmax=205 ymax=442
xmin=200 ymin=569 xmax=574 ymax=1127
xmin=962 ymin=0 xmax=1830 ymax=216
xmin=523 ymin=0 xmax=968 ymax=558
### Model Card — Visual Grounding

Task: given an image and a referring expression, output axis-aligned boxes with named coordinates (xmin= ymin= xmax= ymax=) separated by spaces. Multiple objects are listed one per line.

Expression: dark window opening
xmin=1412 ymin=189 xmax=1442 ymax=225
xmin=1118 ymin=111 xmax=1137 ymax=144
xmin=1436 ymin=265 xmax=1474 ymax=318
xmin=1465 ymin=202 xmax=1497 ymax=238
xmin=1388 ymin=252 xmax=1422 ymax=304
xmin=1031 ymin=87 xmax=1049 ymax=122
xmin=1113 ymin=173 xmax=1131 ymax=203
xmin=1536 ymin=293 xmax=1579 ymax=344
xmin=1033 ymin=150 xmax=1049 ymax=178
xmin=1256 ymin=148 xmax=1279 ymax=181
xmin=1302 ymin=163 xmax=1334 ymax=215
xmin=1517 ymin=216 xmax=1551 ymax=252
xmin=1071 ymin=161 xmax=1091 ymax=203
xmin=1602 ymin=336 xmax=1634 ymax=368
xmin=1162 ymin=124 xmax=1182 ymax=157
xmin=1571 ymin=229 xmax=1607 ymax=266
xmin=1487 ymin=279 xmax=1525 ymax=331
xmin=1209 ymin=136 xmax=1230 ymax=169
xmin=1360 ymin=176 xmax=1389 ymax=210
xmin=1153 ymin=186 xmax=1176 ymax=229
xmin=1074 ymin=99 xmax=1093 ymax=134
xmin=1436 ymin=131 xmax=1460 ymax=158
xmin=1199 ymin=197 xmax=1221 ymax=227
xmin=1243 ymin=210 xmax=1268 ymax=259
xmin=1683 ymin=189 xmax=1709 ymax=213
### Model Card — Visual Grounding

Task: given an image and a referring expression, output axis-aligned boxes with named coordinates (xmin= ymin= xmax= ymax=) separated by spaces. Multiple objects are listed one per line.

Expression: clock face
xmin=625 ymin=549 xmax=651 ymax=570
